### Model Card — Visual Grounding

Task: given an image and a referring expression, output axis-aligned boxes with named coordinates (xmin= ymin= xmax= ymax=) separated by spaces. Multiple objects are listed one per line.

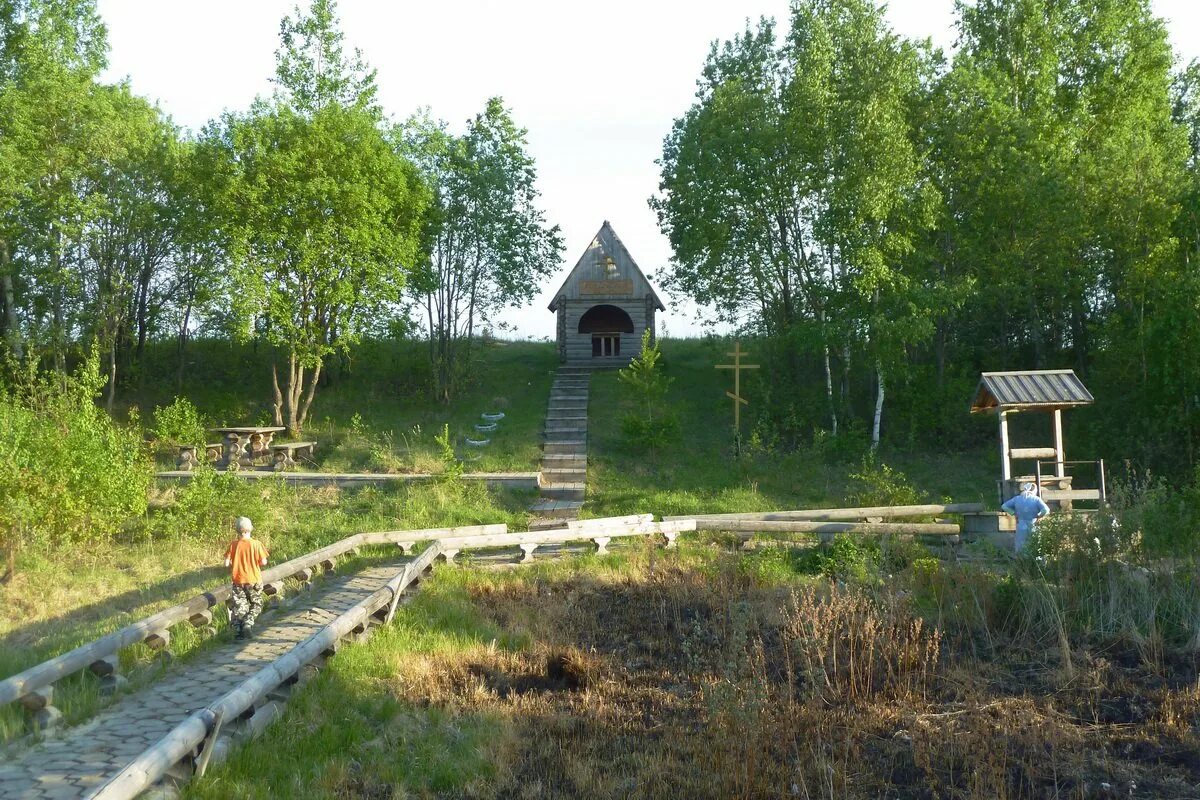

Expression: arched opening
xmin=578 ymin=304 xmax=634 ymax=358
xmin=578 ymin=304 xmax=634 ymax=334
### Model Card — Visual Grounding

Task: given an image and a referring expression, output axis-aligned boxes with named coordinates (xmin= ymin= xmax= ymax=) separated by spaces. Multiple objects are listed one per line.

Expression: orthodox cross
xmin=715 ymin=340 xmax=759 ymax=437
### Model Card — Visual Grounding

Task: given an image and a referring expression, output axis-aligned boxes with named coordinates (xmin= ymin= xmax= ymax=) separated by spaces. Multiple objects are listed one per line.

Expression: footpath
xmin=529 ymin=365 xmax=590 ymax=529
xmin=0 ymin=561 xmax=409 ymax=800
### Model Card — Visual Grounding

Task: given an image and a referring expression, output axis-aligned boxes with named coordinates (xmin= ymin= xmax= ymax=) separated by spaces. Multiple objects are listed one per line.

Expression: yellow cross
xmin=715 ymin=340 xmax=759 ymax=435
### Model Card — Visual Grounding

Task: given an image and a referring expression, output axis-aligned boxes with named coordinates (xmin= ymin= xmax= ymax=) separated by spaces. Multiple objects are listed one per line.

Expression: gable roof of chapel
xmin=548 ymin=221 xmax=666 ymax=312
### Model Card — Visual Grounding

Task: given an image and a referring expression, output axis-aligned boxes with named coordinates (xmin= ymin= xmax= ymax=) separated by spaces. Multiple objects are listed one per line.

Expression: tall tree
xmin=0 ymin=0 xmax=114 ymax=365
xmin=220 ymin=0 xmax=428 ymax=433
xmin=399 ymin=99 xmax=563 ymax=402
xmin=654 ymin=0 xmax=937 ymax=445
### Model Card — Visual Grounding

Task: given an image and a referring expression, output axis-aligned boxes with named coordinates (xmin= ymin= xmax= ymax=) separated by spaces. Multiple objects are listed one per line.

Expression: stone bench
xmin=271 ymin=441 xmax=316 ymax=471
xmin=177 ymin=443 xmax=223 ymax=471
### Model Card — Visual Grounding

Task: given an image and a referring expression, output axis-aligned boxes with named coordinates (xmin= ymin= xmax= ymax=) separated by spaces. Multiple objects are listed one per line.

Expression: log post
xmin=999 ymin=411 xmax=1012 ymax=481
xmin=663 ymin=531 xmax=678 ymax=549
xmin=592 ymin=537 xmax=610 ymax=555
xmin=396 ymin=542 xmax=415 ymax=555
xmin=520 ymin=543 xmax=538 ymax=563
xmin=89 ymin=654 xmax=120 ymax=678
xmin=442 ymin=549 xmax=459 ymax=563
xmin=320 ymin=557 xmax=335 ymax=572
xmin=1053 ymin=408 xmax=1065 ymax=478
xmin=145 ymin=629 xmax=171 ymax=650
xmin=263 ymin=582 xmax=283 ymax=597
xmin=20 ymin=686 xmax=62 ymax=731
xmin=189 ymin=609 xmax=214 ymax=628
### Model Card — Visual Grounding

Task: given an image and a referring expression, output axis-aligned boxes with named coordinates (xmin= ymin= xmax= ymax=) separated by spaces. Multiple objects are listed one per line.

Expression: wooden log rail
xmin=437 ymin=520 xmax=696 ymax=562
xmin=664 ymin=502 xmax=983 ymax=524
xmin=81 ymin=517 xmax=687 ymax=800
xmin=0 ymin=524 xmax=506 ymax=713
xmin=691 ymin=519 xmax=960 ymax=535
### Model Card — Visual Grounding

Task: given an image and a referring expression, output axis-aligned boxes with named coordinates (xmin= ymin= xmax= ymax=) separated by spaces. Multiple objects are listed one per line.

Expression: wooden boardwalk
xmin=0 ymin=561 xmax=410 ymax=800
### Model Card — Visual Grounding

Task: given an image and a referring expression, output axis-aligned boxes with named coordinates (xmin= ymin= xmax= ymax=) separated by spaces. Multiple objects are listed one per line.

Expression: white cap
xmin=236 ymin=516 xmax=254 ymax=533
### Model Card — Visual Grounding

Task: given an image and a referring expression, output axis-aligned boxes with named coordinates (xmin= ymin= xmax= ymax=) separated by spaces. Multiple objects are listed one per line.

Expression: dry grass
xmin=364 ymin=557 xmax=1200 ymax=799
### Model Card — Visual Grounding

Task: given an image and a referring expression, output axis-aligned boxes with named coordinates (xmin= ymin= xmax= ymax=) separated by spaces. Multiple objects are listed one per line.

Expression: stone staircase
xmin=529 ymin=366 xmax=590 ymax=528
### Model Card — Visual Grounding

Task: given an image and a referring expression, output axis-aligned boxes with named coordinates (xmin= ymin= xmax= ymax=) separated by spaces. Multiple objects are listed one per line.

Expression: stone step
xmin=540 ymin=453 xmax=587 ymax=468
xmin=541 ymin=468 xmax=586 ymax=483
xmin=529 ymin=499 xmax=584 ymax=518
xmin=548 ymin=397 xmax=588 ymax=406
xmin=541 ymin=483 xmax=586 ymax=501
xmin=545 ymin=427 xmax=588 ymax=437
xmin=543 ymin=440 xmax=586 ymax=454
xmin=546 ymin=412 xmax=588 ymax=422
xmin=550 ymin=391 xmax=589 ymax=401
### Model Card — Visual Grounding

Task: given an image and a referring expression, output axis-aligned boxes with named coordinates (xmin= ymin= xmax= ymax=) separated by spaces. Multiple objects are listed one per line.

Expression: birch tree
xmin=399 ymin=99 xmax=562 ymax=402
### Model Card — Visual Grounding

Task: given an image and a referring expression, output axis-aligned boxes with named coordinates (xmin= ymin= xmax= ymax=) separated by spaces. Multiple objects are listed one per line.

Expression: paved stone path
xmin=0 ymin=560 xmax=409 ymax=800
xmin=530 ymin=365 xmax=590 ymax=528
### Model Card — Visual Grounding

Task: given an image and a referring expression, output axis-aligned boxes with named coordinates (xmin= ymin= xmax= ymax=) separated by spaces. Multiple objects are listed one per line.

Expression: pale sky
xmin=96 ymin=0 xmax=1200 ymax=340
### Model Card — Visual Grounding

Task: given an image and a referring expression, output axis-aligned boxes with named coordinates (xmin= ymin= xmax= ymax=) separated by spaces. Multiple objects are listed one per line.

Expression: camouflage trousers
xmin=230 ymin=583 xmax=264 ymax=631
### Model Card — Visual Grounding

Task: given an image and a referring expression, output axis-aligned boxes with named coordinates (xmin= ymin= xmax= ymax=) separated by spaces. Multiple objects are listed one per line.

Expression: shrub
xmin=158 ymin=467 xmax=271 ymax=542
xmin=435 ymin=423 xmax=463 ymax=484
xmin=152 ymin=397 xmax=208 ymax=447
xmin=792 ymin=535 xmax=877 ymax=583
xmin=0 ymin=351 xmax=152 ymax=579
xmin=617 ymin=330 xmax=679 ymax=452
xmin=847 ymin=453 xmax=925 ymax=507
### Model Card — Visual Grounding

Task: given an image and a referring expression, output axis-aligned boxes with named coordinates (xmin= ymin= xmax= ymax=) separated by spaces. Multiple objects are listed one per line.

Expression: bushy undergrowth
xmin=0 ymin=353 xmax=152 ymax=581
xmin=151 ymin=396 xmax=208 ymax=447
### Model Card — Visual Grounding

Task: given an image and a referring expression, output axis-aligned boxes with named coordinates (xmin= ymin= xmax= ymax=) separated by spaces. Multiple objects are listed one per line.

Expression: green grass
xmin=585 ymin=338 xmax=996 ymax=518
xmin=0 ymin=478 xmax=531 ymax=743
xmin=130 ymin=338 xmax=559 ymax=474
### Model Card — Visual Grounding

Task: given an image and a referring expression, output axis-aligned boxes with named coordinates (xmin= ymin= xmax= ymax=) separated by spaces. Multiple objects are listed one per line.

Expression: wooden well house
xmin=969 ymin=369 xmax=1105 ymax=509
xmin=549 ymin=221 xmax=666 ymax=366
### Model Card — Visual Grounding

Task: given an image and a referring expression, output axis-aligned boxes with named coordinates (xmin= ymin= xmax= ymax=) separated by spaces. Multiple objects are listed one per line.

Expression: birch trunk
xmin=872 ymin=360 xmax=885 ymax=449
xmin=823 ymin=343 xmax=837 ymax=436
xmin=271 ymin=361 xmax=285 ymax=427
xmin=1 ymin=240 xmax=20 ymax=359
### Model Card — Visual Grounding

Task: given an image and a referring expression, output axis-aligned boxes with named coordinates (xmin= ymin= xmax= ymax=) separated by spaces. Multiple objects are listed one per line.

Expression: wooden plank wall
xmin=561 ymin=298 xmax=647 ymax=364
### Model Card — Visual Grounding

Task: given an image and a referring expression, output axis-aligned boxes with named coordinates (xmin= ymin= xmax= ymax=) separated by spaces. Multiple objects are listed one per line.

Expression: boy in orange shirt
xmin=225 ymin=516 xmax=269 ymax=639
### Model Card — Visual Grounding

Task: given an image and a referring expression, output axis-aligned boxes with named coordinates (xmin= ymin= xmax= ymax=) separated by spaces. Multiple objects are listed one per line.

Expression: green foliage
xmin=159 ymin=467 xmax=269 ymax=542
xmin=151 ymin=396 xmax=207 ymax=447
xmin=617 ymin=329 xmax=679 ymax=452
xmin=210 ymin=1 xmax=429 ymax=433
xmin=788 ymin=535 xmax=877 ymax=583
xmin=397 ymin=100 xmax=563 ymax=402
xmin=654 ymin=0 xmax=940 ymax=447
xmin=434 ymin=423 xmax=463 ymax=484
xmin=847 ymin=454 xmax=925 ymax=507
xmin=0 ymin=349 xmax=151 ymax=577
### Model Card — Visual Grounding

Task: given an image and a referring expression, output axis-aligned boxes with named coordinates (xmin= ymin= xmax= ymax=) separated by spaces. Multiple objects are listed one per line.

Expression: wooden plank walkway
xmin=0 ymin=561 xmax=410 ymax=800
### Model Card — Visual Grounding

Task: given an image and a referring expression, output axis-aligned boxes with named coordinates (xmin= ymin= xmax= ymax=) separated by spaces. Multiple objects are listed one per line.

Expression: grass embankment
xmin=132 ymin=339 xmax=559 ymax=474
xmin=586 ymin=338 xmax=994 ymax=518
xmin=186 ymin=540 xmax=1200 ymax=799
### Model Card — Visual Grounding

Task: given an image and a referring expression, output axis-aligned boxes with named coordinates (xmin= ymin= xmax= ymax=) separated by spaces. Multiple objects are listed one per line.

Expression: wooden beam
xmin=1053 ymin=408 xmax=1065 ymax=478
xmin=999 ymin=411 xmax=1012 ymax=480
xmin=664 ymin=503 xmax=982 ymax=523
xmin=690 ymin=520 xmax=960 ymax=535
xmin=1008 ymin=447 xmax=1058 ymax=460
